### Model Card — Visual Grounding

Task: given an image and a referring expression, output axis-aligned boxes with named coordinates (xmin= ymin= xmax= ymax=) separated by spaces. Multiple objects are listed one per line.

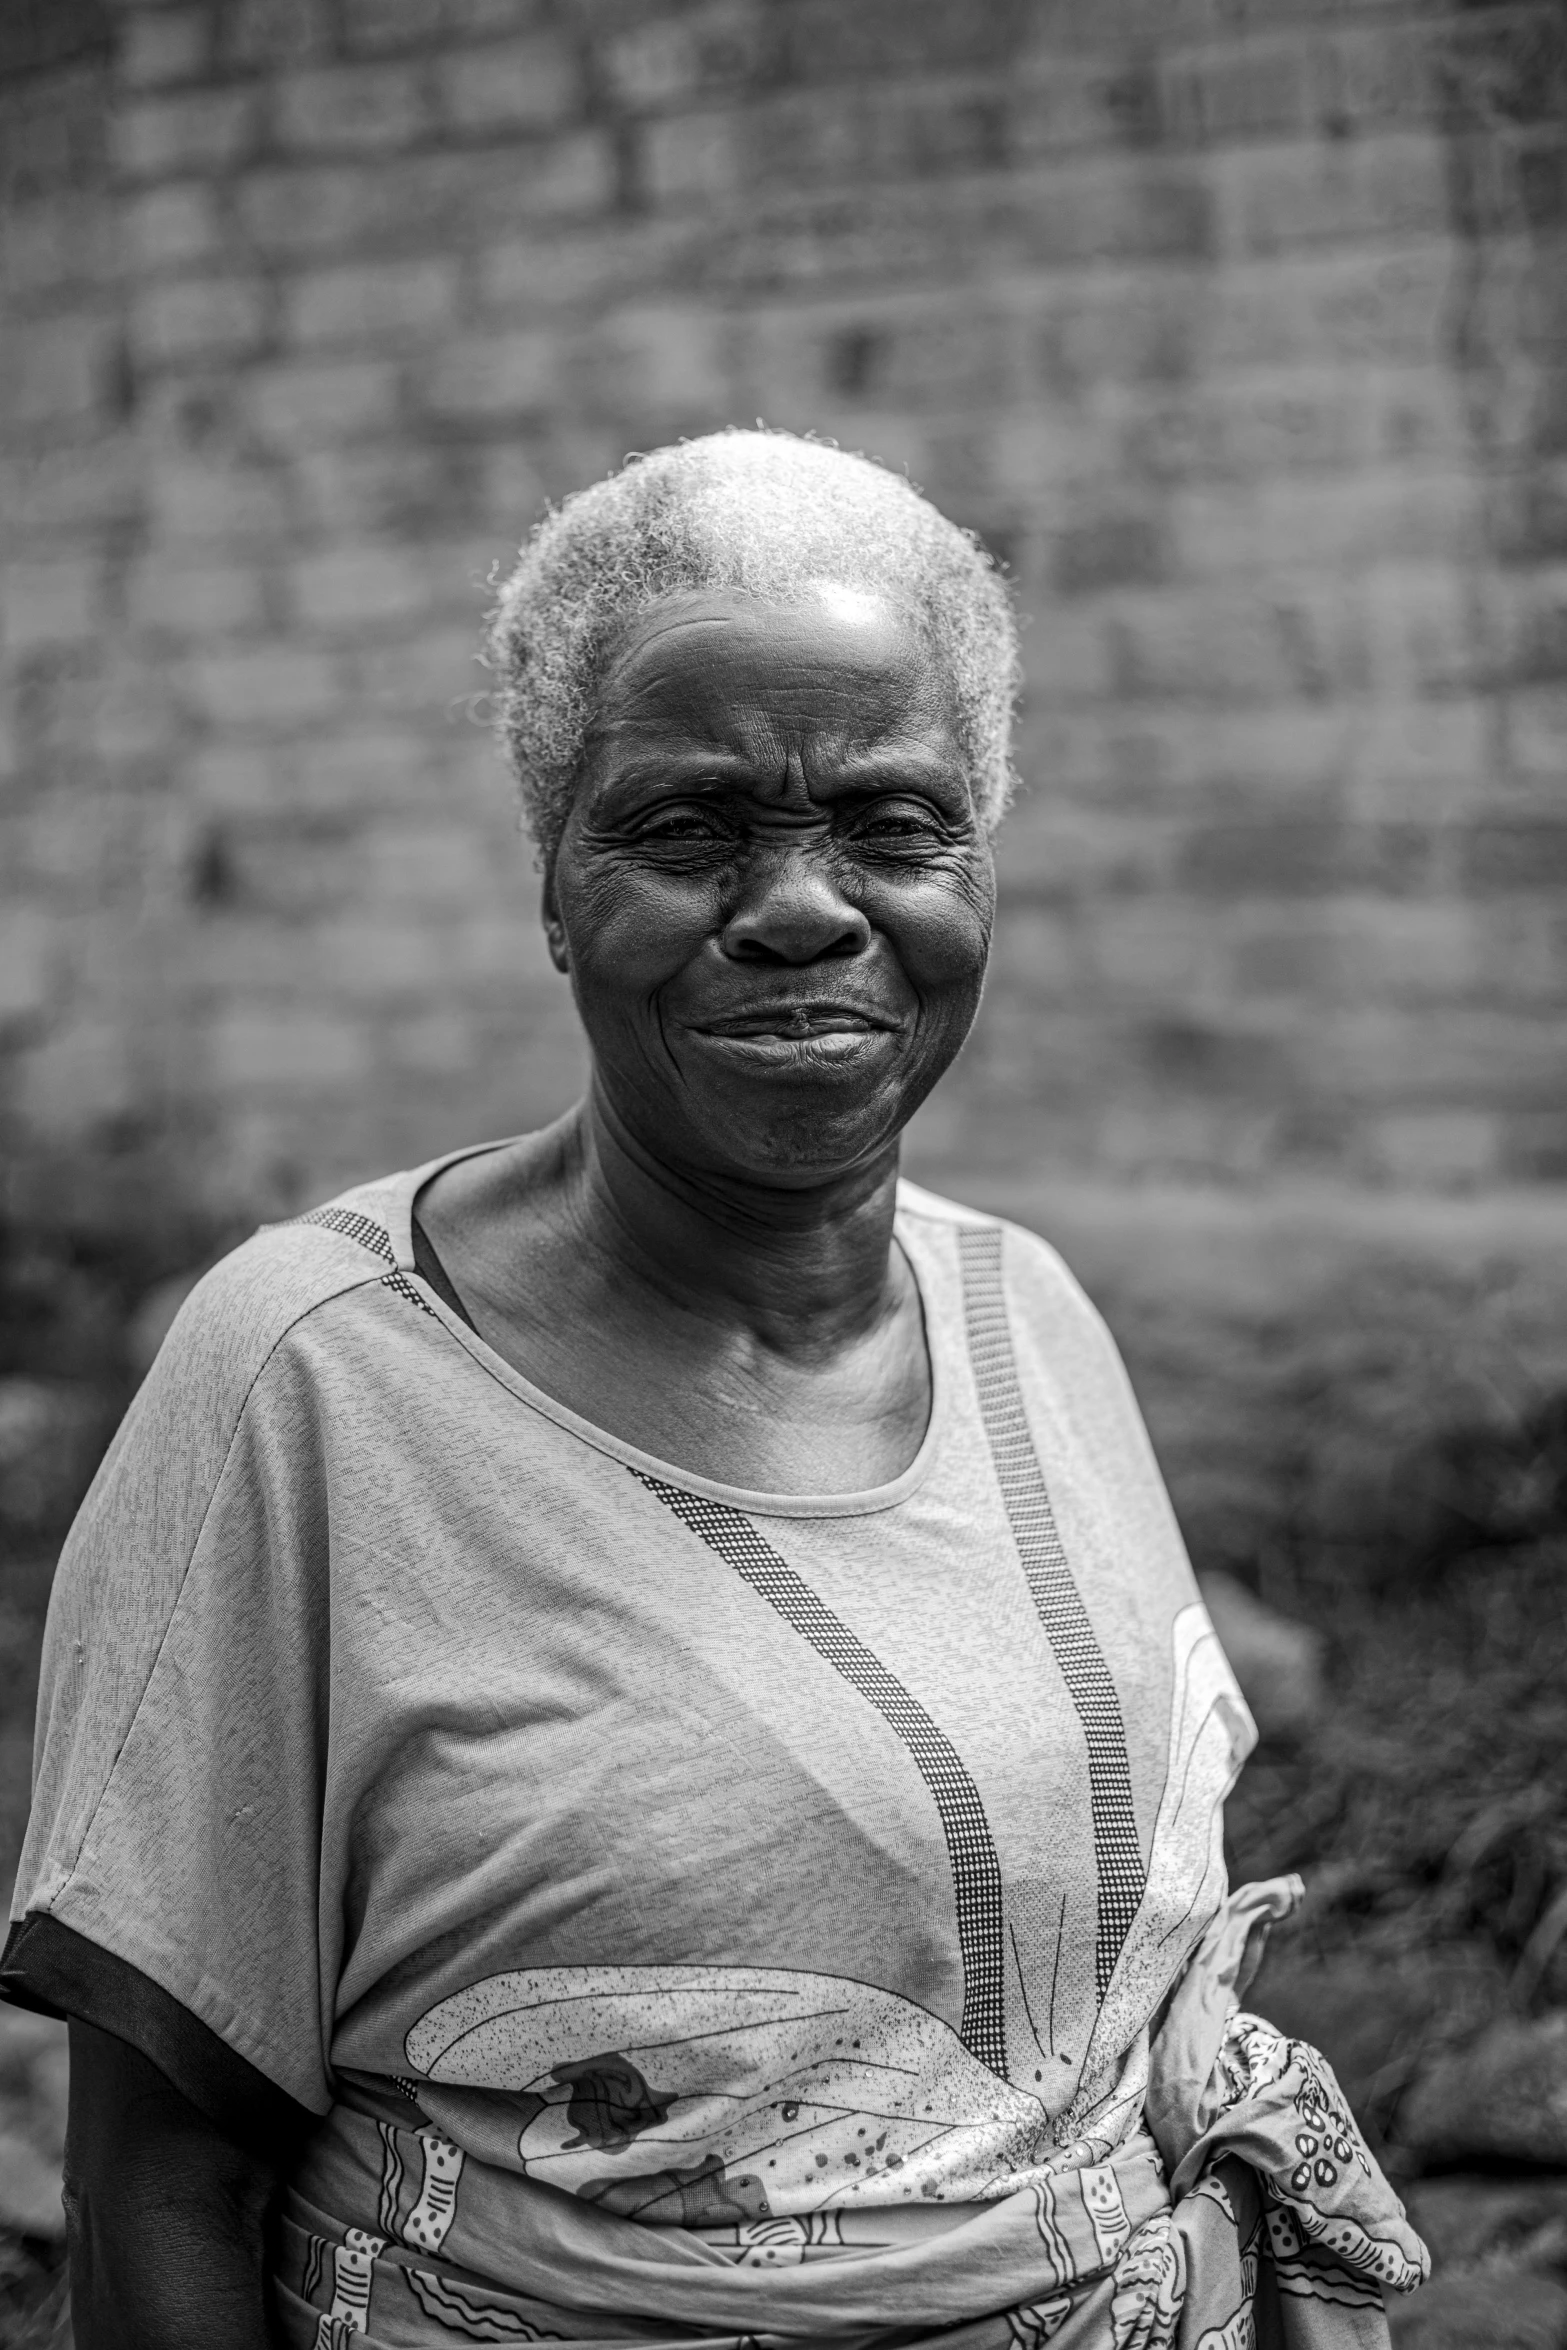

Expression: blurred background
xmin=5 ymin=0 xmax=1567 ymax=2338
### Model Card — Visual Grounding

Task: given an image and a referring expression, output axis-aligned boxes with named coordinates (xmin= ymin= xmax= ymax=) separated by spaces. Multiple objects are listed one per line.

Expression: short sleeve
xmin=7 ymin=1227 xmax=379 ymax=2118
xmin=0 ymin=1914 xmax=314 ymax=2157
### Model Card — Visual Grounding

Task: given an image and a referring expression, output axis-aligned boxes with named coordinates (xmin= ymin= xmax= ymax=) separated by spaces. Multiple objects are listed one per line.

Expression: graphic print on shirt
xmin=405 ymin=1962 xmax=1059 ymax=2220
xmin=398 ymin=1597 xmax=1248 ymax=2229
xmin=287 ymin=1191 xmax=1156 ymax=2106
xmin=634 ymin=1470 xmax=1010 ymax=2078
xmin=957 ymin=1225 xmax=1146 ymax=2001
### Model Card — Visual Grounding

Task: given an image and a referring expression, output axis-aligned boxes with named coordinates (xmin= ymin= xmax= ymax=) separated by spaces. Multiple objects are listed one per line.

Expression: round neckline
xmin=391 ymin=1141 xmax=946 ymax=1521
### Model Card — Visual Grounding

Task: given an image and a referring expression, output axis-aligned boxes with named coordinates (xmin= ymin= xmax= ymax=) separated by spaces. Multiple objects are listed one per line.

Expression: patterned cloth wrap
xmin=279 ymin=1879 xmax=1428 ymax=2349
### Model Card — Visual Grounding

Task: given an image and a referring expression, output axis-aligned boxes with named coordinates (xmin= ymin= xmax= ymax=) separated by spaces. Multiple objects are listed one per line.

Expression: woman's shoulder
xmin=144 ymin=1169 xmax=419 ymax=1409
xmin=895 ymin=1180 xmax=1156 ymax=1459
xmin=894 ymin=1176 xmax=1099 ymax=1312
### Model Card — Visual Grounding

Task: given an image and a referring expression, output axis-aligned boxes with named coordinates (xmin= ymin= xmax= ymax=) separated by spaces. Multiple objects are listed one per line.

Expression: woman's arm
xmin=65 ymin=2020 xmax=282 ymax=2349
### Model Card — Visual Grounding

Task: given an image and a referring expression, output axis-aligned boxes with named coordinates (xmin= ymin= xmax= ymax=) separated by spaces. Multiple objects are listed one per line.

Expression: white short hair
xmin=485 ymin=430 xmax=1020 ymax=860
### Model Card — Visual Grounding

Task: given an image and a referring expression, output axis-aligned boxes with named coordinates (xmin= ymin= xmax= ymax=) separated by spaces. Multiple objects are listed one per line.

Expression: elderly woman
xmin=3 ymin=433 xmax=1422 ymax=2347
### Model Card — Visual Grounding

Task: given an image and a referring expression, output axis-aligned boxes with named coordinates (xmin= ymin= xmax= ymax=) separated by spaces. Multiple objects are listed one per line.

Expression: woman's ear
xmin=541 ymin=873 xmax=569 ymax=974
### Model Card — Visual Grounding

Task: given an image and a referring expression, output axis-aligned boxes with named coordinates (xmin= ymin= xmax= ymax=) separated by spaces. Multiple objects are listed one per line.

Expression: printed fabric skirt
xmin=275 ymin=1885 xmax=1428 ymax=2350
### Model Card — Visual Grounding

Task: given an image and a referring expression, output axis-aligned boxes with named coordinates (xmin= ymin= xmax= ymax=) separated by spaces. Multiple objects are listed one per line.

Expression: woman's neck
xmin=416 ymin=1096 xmax=931 ymax=1493
xmin=558 ymin=1085 xmax=906 ymax=1362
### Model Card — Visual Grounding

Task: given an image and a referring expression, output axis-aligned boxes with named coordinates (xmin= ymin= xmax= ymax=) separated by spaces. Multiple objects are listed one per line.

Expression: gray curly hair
xmin=485 ymin=430 xmax=1020 ymax=862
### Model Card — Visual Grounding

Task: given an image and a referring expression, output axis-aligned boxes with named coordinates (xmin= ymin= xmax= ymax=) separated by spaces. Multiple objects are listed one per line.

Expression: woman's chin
xmin=671 ymin=1059 xmax=913 ymax=1181
xmin=680 ymin=1029 xmax=916 ymax=1160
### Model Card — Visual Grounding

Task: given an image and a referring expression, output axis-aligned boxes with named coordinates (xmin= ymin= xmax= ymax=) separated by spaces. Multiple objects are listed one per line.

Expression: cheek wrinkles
xmin=567 ymin=851 xmax=729 ymax=946
xmin=853 ymin=857 xmax=993 ymax=951
xmin=559 ymin=830 xmax=992 ymax=1013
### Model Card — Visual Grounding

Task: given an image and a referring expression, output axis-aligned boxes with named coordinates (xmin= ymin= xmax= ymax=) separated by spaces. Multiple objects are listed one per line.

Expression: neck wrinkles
xmin=562 ymin=1080 xmax=908 ymax=1362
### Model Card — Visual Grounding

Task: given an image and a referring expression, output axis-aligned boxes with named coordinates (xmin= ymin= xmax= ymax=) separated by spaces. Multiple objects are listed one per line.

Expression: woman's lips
xmin=686 ymin=1006 xmax=902 ymax=1068
xmin=694 ymin=1006 xmax=895 ymax=1039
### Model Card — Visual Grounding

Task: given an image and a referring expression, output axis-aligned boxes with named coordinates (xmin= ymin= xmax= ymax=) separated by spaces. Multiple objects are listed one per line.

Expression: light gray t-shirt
xmin=14 ymin=1150 xmax=1251 ymax=2241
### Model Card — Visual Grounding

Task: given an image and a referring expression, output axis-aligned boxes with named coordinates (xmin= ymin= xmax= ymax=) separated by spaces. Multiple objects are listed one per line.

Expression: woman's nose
xmin=720 ymin=847 xmax=873 ymax=965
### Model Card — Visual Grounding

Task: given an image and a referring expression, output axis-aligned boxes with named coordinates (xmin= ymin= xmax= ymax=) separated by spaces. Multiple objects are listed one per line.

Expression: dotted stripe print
xmin=957 ymin=1224 xmax=1146 ymax=2001
xmin=285 ymin=1207 xmax=438 ymax=1318
xmin=632 ymin=1470 xmax=1009 ymax=2080
xmin=290 ymin=1205 xmax=397 ymax=1264
xmin=380 ymin=1268 xmax=437 ymax=1317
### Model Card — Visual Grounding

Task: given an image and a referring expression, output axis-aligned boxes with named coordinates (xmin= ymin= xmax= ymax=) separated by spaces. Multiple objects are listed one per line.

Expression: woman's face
xmin=546 ymin=585 xmax=996 ymax=1187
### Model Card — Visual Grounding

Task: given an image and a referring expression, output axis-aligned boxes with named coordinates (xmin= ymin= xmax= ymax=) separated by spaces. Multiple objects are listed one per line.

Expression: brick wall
xmin=4 ymin=0 xmax=1567 ymax=1556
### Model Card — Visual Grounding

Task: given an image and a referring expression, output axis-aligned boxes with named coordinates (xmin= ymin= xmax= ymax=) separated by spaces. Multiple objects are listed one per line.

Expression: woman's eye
xmin=851 ymin=806 xmax=942 ymax=842
xmin=639 ymin=811 xmax=729 ymax=842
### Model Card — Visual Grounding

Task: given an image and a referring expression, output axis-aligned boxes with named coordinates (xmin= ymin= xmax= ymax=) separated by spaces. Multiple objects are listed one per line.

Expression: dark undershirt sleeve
xmin=411 ymin=1209 xmax=480 ymax=1332
xmin=1 ymin=1912 xmax=314 ymax=2162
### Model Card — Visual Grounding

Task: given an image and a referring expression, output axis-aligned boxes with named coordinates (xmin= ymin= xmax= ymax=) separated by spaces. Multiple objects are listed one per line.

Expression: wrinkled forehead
xmin=588 ymin=584 xmax=963 ymax=748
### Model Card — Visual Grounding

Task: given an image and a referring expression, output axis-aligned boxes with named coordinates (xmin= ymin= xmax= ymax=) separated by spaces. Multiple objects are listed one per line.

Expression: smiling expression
xmin=545 ymin=585 xmax=997 ymax=1184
